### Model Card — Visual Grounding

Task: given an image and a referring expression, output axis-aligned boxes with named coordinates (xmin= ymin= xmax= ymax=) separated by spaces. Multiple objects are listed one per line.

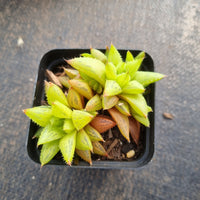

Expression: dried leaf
xmin=46 ymin=69 xmax=63 ymax=88
xmin=129 ymin=117 xmax=140 ymax=145
xmin=59 ymin=131 xmax=77 ymax=166
xmin=107 ymin=139 xmax=119 ymax=154
xmin=90 ymin=115 xmax=116 ymax=133
xmin=163 ymin=112 xmax=174 ymax=120
xmin=108 ymin=107 xmax=130 ymax=142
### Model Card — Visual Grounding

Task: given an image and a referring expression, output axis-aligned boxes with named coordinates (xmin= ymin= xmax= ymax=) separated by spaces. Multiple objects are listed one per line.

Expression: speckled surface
xmin=0 ymin=0 xmax=200 ymax=199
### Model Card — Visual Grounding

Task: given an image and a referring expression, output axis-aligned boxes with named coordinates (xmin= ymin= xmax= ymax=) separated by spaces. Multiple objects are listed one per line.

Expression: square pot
xmin=26 ymin=49 xmax=155 ymax=169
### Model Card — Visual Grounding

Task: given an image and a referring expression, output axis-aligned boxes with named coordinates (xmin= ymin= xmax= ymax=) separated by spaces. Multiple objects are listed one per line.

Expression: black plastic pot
xmin=26 ymin=49 xmax=155 ymax=169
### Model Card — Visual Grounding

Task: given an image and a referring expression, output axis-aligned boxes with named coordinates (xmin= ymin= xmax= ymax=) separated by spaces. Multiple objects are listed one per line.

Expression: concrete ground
xmin=0 ymin=0 xmax=200 ymax=199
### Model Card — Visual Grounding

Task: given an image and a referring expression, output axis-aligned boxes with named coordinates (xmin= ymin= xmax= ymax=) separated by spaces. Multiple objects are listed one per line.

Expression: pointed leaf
xmin=45 ymin=69 xmax=63 ymax=88
xmin=129 ymin=117 xmax=140 ymax=145
xmin=126 ymin=51 xmax=134 ymax=62
xmin=46 ymin=82 xmax=68 ymax=106
xmin=105 ymin=46 xmax=109 ymax=57
xmin=90 ymin=48 xmax=107 ymax=64
xmin=75 ymin=149 xmax=92 ymax=165
xmin=134 ymin=71 xmax=165 ymax=87
xmin=116 ymin=62 xmax=126 ymax=74
xmin=92 ymin=141 xmax=108 ymax=156
xmin=59 ymin=131 xmax=77 ymax=165
xmin=126 ymin=59 xmax=143 ymax=79
xmin=119 ymin=93 xmax=148 ymax=117
xmin=72 ymin=110 xmax=94 ymax=130
xmin=130 ymin=108 xmax=150 ymax=127
xmin=108 ymin=107 xmax=130 ymax=142
xmin=96 ymin=84 xmax=103 ymax=94
xmin=76 ymin=129 xmax=93 ymax=151
xmin=115 ymin=100 xmax=130 ymax=116
xmin=122 ymin=80 xmax=145 ymax=94
xmin=49 ymin=116 xmax=64 ymax=127
xmin=108 ymin=44 xmax=122 ymax=66
xmin=64 ymin=68 xmax=79 ymax=79
xmin=135 ymin=51 xmax=145 ymax=60
xmin=23 ymin=106 xmax=52 ymax=127
xmin=63 ymin=119 xmax=75 ymax=133
xmin=90 ymin=115 xmax=116 ymax=133
xmin=52 ymin=101 xmax=72 ymax=118
xmin=68 ymin=79 xmax=93 ymax=99
xmin=58 ymin=76 xmax=70 ymax=88
xmin=147 ymin=106 xmax=153 ymax=112
xmin=32 ymin=127 xmax=43 ymax=139
xmin=105 ymin=62 xmax=117 ymax=80
xmin=67 ymin=87 xmax=84 ymax=110
xmin=104 ymin=80 xmax=122 ymax=96
xmin=81 ymin=53 xmax=93 ymax=58
xmin=84 ymin=125 xmax=104 ymax=142
xmin=102 ymin=95 xmax=119 ymax=110
xmin=40 ymin=140 xmax=60 ymax=166
xmin=85 ymin=94 xmax=102 ymax=112
xmin=38 ymin=125 xmax=66 ymax=146
xmin=66 ymin=57 xmax=106 ymax=86
xmin=116 ymin=73 xmax=130 ymax=88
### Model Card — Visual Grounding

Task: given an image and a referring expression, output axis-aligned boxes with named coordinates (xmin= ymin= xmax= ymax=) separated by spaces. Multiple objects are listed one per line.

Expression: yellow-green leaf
xmin=40 ymin=140 xmax=60 ymax=166
xmin=64 ymin=68 xmax=79 ymax=79
xmin=59 ymin=131 xmax=77 ymax=166
xmin=63 ymin=119 xmax=75 ymax=133
xmin=126 ymin=58 xmax=143 ymax=79
xmin=23 ymin=106 xmax=52 ymax=127
xmin=102 ymin=95 xmax=119 ymax=110
xmin=49 ymin=116 xmax=64 ymax=127
xmin=67 ymin=87 xmax=84 ymax=110
xmin=90 ymin=48 xmax=107 ymax=64
xmin=68 ymin=79 xmax=93 ymax=99
xmin=75 ymin=149 xmax=92 ymax=165
xmin=105 ymin=62 xmax=117 ymax=80
xmin=32 ymin=127 xmax=43 ymax=139
xmin=92 ymin=141 xmax=108 ymax=156
xmin=133 ymin=71 xmax=165 ymax=87
xmin=126 ymin=51 xmax=134 ymax=62
xmin=72 ymin=110 xmax=94 ymax=130
xmin=52 ymin=101 xmax=72 ymax=118
xmin=116 ymin=73 xmax=130 ymax=88
xmin=108 ymin=44 xmax=122 ymax=66
xmin=115 ymin=100 xmax=130 ymax=116
xmin=84 ymin=125 xmax=104 ymax=142
xmin=76 ymin=129 xmax=93 ymax=151
xmin=67 ymin=57 xmax=106 ymax=86
xmin=119 ymin=93 xmax=148 ymax=117
xmin=37 ymin=125 xmax=66 ymax=146
xmin=81 ymin=53 xmax=93 ymax=58
xmin=116 ymin=62 xmax=126 ymax=74
xmin=85 ymin=94 xmax=102 ymax=112
xmin=58 ymin=76 xmax=70 ymax=88
xmin=108 ymin=107 xmax=130 ymax=142
xmin=46 ymin=82 xmax=68 ymax=106
xmin=135 ymin=51 xmax=145 ymax=60
xmin=103 ymin=80 xmax=122 ymax=96
xmin=122 ymin=80 xmax=145 ymax=94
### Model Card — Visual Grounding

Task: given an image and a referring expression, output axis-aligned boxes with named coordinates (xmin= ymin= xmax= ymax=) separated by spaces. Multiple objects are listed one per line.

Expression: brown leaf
xmin=107 ymin=139 xmax=119 ymax=154
xmin=129 ymin=117 xmax=140 ymax=145
xmin=108 ymin=108 xmax=130 ymax=142
xmin=163 ymin=112 xmax=174 ymax=120
xmin=45 ymin=69 xmax=63 ymax=88
xmin=90 ymin=115 xmax=116 ymax=133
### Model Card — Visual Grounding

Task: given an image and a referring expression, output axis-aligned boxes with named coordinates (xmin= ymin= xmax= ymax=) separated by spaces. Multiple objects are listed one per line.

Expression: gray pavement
xmin=0 ymin=0 xmax=200 ymax=199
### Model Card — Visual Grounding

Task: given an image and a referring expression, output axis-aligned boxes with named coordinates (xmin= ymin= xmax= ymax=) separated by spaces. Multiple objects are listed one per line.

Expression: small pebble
xmin=31 ymin=176 xmax=35 ymax=180
xmin=126 ymin=150 xmax=135 ymax=158
xmin=17 ymin=37 xmax=24 ymax=47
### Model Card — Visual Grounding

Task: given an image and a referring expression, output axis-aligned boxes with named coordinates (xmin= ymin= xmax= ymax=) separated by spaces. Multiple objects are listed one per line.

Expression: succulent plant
xmin=23 ymin=44 xmax=164 ymax=166
xmin=66 ymin=44 xmax=165 ymax=142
